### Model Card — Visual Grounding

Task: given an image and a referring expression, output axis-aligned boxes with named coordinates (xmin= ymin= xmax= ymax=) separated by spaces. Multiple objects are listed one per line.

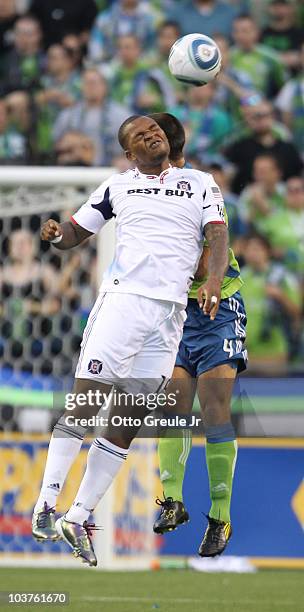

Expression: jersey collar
xmin=134 ymin=164 xmax=173 ymax=181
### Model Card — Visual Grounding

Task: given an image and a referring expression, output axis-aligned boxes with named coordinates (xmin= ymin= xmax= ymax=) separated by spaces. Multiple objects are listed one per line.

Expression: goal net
xmin=0 ymin=166 xmax=160 ymax=569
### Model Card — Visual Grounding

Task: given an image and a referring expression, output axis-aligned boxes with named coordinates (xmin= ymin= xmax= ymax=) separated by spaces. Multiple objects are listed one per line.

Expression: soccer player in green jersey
xmin=150 ymin=113 xmax=247 ymax=557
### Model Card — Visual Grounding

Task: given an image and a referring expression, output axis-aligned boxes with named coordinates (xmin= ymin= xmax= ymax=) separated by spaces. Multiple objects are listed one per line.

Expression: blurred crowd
xmin=0 ymin=0 xmax=304 ymax=377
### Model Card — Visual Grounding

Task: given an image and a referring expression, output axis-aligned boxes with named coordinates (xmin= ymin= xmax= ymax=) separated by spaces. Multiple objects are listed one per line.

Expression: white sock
xmin=65 ymin=438 xmax=128 ymax=524
xmin=34 ymin=435 xmax=84 ymax=511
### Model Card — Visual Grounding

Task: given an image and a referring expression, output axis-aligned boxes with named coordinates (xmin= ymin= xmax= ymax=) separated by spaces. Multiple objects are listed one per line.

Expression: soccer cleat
xmin=32 ymin=502 xmax=60 ymax=542
xmin=55 ymin=516 xmax=99 ymax=567
xmin=153 ymin=497 xmax=189 ymax=534
xmin=198 ymin=515 xmax=232 ymax=557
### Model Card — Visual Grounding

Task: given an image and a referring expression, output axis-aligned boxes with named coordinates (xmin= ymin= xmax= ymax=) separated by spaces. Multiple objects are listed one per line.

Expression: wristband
xmin=50 ymin=234 xmax=63 ymax=244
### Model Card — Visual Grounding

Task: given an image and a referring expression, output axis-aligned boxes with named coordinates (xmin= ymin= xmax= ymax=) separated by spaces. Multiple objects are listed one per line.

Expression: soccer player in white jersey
xmin=32 ymin=115 xmax=229 ymax=566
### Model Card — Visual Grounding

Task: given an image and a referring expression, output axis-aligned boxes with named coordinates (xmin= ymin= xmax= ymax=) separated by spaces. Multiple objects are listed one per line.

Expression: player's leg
xmin=63 ymin=384 xmax=147 ymax=526
xmin=154 ymin=299 xmax=205 ymax=533
xmin=191 ymin=291 xmax=247 ymax=556
xmin=197 ymin=363 xmax=236 ymax=556
xmin=153 ymin=366 xmax=196 ymax=534
xmin=158 ymin=367 xmax=196 ymax=502
xmin=49 ymin=293 xmax=152 ymax=564
xmin=32 ymin=377 xmax=112 ymax=543
xmin=56 ymin=382 xmax=145 ymax=567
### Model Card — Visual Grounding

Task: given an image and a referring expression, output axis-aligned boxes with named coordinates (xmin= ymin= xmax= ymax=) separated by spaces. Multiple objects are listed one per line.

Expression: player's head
xmin=118 ymin=115 xmax=170 ymax=166
xmin=149 ymin=112 xmax=185 ymax=164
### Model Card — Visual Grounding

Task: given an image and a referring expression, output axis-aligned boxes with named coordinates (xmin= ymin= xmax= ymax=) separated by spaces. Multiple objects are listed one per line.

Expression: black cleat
xmin=198 ymin=515 xmax=232 ymax=557
xmin=153 ymin=497 xmax=189 ymax=534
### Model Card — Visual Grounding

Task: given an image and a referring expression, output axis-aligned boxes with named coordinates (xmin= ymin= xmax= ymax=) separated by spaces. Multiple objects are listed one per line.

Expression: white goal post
xmin=0 ymin=166 xmax=159 ymax=570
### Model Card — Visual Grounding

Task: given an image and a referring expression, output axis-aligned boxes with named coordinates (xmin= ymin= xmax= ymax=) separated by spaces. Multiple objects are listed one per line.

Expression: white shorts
xmin=75 ymin=292 xmax=186 ymax=393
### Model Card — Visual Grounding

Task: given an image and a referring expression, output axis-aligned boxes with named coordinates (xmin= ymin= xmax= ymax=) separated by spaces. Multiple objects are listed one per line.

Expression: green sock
xmin=158 ymin=429 xmax=192 ymax=502
xmin=205 ymin=439 xmax=237 ymax=523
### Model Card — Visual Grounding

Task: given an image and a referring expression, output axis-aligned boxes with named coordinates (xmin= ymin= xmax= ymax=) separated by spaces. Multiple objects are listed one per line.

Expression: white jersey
xmin=72 ymin=165 xmax=225 ymax=307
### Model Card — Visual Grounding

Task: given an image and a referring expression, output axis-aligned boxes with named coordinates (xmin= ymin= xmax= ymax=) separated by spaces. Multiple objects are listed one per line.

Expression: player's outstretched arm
xmin=40 ymin=219 xmax=93 ymax=250
xmin=197 ymin=222 xmax=229 ymax=320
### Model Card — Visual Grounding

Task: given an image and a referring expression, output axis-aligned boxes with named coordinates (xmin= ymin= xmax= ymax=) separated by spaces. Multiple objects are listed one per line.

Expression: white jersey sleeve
xmin=72 ymin=178 xmax=114 ymax=234
xmin=201 ymin=173 xmax=226 ymax=231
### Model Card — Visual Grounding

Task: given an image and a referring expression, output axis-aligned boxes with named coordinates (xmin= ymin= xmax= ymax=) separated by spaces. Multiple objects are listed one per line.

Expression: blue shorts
xmin=175 ymin=291 xmax=248 ymax=377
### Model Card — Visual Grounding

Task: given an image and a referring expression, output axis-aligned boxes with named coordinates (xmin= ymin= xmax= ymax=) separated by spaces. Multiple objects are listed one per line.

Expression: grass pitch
xmin=1 ymin=568 xmax=302 ymax=612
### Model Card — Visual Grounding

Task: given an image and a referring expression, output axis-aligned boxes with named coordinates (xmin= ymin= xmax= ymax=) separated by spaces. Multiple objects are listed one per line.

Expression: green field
xmin=0 ymin=568 xmax=303 ymax=612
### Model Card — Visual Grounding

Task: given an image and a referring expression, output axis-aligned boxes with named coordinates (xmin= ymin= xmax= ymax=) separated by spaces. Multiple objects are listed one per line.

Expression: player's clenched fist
xmin=41 ymin=219 xmax=62 ymax=242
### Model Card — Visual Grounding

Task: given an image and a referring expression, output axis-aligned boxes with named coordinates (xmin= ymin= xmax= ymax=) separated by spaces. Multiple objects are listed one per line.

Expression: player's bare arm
xmin=40 ymin=219 xmax=93 ymax=249
xmin=197 ymin=222 xmax=229 ymax=320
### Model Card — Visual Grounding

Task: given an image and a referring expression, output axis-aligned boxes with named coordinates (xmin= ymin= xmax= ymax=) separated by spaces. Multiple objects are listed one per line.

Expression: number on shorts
xmin=223 ymin=338 xmax=234 ymax=358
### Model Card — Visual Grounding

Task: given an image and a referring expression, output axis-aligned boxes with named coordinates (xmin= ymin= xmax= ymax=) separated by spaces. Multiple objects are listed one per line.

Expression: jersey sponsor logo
xmin=177 ymin=180 xmax=191 ymax=191
xmin=165 ymin=189 xmax=194 ymax=198
xmin=88 ymin=359 xmax=103 ymax=375
xmin=127 ymin=188 xmax=161 ymax=194
xmin=127 ymin=188 xmax=194 ymax=199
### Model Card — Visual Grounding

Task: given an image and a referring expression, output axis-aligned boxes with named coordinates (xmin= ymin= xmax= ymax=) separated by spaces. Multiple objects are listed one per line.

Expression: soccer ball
xmin=168 ymin=33 xmax=222 ymax=86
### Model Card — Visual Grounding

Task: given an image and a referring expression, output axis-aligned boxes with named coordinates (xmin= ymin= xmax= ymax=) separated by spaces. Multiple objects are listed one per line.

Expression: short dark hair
xmin=118 ymin=115 xmax=141 ymax=150
xmin=149 ymin=112 xmax=185 ymax=161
